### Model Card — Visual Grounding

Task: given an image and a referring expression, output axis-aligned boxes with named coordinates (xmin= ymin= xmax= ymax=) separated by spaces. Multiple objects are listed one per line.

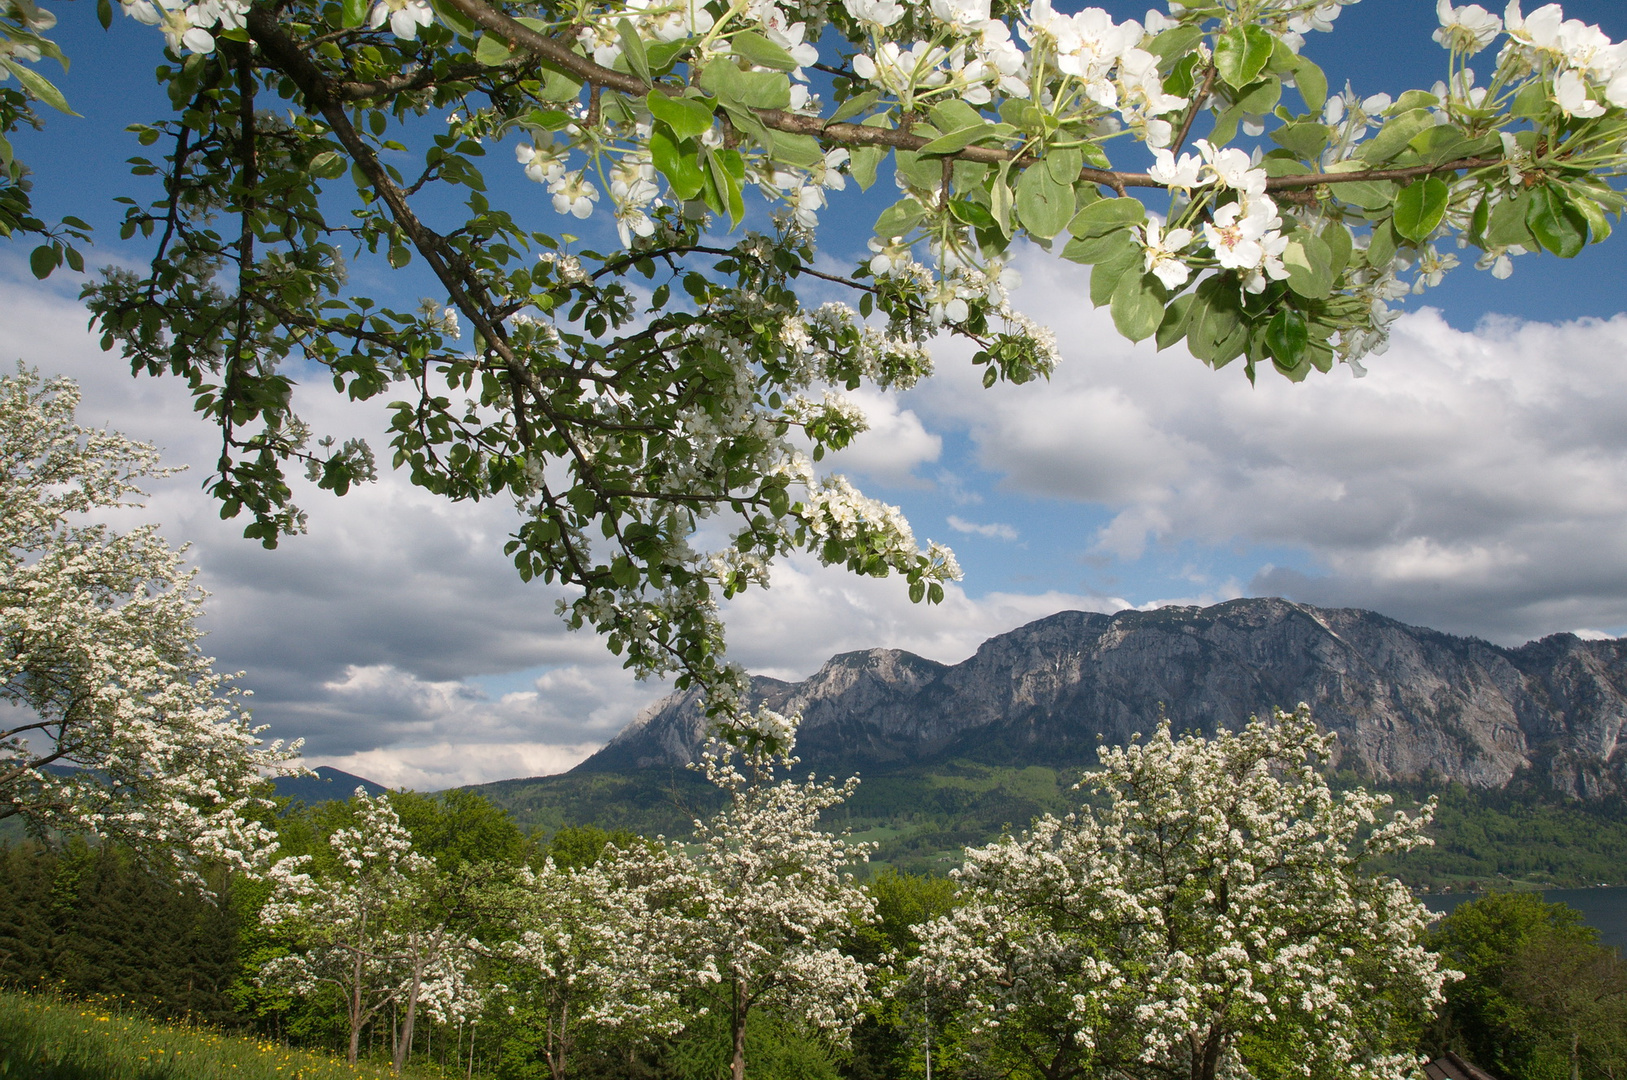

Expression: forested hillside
xmin=470 ymin=761 xmax=1627 ymax=888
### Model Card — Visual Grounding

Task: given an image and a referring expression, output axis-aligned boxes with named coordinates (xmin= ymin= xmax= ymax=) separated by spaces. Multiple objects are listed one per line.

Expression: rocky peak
xmin=576 ymin=598 xmax=1627 ymax=796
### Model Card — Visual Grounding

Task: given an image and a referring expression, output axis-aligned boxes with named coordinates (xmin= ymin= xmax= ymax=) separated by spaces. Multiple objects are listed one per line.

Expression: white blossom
xmin=368 ymin=0 xmax=433 ymax=40
xmin=1434 ymin=0 xmax=1502 ymax=54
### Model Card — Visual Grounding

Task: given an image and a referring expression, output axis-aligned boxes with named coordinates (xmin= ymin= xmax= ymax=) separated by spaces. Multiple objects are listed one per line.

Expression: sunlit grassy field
xmin=0 ymin=991 xmax=449 ymax=1080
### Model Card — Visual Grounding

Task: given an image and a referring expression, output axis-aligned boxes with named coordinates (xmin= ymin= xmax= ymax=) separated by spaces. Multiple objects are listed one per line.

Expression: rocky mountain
xmin=577 ymin=598 xmax=1627 ymax=797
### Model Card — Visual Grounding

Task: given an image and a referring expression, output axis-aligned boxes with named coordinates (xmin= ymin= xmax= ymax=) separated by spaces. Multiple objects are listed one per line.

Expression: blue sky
xmin=6 ymin=0 xmax=1627 ymax=787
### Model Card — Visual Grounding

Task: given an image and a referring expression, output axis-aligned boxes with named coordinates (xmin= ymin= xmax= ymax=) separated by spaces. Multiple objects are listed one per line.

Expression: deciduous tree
xmin=0 ymin=366 xmax=297 ymax=881
xmin=681 ymin=716 xmax=877 ymax=1080
xmin=258 ymin=789 xmax=481 ymax=1072
xmin=908 ymin=706 xmax=1450 ymax=1080
xmin=1430 ymin=891 xmax=1627 ymax=1080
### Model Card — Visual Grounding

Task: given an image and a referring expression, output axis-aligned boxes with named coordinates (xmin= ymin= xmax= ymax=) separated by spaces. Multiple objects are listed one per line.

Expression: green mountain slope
xmin=468 ymin=765 xmax=1627 ymax=886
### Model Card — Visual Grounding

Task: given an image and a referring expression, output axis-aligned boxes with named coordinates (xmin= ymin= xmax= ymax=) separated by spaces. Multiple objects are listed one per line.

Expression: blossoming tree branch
xmin=5 ymin=0 xmax=1626 ymax=729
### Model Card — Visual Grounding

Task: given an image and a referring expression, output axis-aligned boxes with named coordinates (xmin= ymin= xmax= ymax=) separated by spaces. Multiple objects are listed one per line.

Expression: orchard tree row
xmin=7 ymin=710 xmax=1627 ymax=1080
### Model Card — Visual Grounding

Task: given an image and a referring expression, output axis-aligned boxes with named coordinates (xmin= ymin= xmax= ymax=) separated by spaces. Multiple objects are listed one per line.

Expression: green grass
xmin=0 ymin=991 xmax=453 ymax=1080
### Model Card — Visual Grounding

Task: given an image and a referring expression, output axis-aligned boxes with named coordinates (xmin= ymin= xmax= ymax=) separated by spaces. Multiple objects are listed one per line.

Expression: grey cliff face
xmin=578 ymin=598 xmax=1627 ymax=796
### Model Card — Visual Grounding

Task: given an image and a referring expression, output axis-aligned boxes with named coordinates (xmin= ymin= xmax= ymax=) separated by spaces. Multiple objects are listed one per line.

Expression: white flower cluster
xmin=906 ymin=706 xmax=1450 ymax=1080
xmin=0 ymin=369 xmax=299 ymax=884
xmin=118 ymin=0 xmax=247 ymax=55
xmin=1469 ymin=1 xmax=1627 ymax=114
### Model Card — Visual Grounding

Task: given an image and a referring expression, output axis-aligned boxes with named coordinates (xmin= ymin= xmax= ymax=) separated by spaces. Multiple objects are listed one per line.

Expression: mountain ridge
xmin=575 ymin=598 xmax=1627 ymax=797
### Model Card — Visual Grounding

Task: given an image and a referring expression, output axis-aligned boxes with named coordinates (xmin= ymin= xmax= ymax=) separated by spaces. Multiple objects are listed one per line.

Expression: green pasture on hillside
xmin=0 ymin=990 xmax=471 ymax=1080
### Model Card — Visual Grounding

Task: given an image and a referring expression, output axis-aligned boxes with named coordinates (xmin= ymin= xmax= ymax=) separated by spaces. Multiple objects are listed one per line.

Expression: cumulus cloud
xmin=819 ymin=387 xmax=941 ymax=485
xmin=719 ymin=553 xmax=1123 ymax=680
xmin=947 ymin=515 xmax=1018 ymax=541
xmin=911 ymin=253 xmax=1627 ymax=644
xmin=0 ymin=264 xmax=667 ymax=784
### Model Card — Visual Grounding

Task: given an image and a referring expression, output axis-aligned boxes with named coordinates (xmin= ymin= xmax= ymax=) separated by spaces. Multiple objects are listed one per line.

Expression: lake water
xmin=1421 ymin=885 xmax=1627 ymax=952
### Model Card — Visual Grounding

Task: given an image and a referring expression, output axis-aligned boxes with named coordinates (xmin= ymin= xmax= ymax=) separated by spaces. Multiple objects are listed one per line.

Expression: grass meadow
xmin=0 ymin=991 xmax=456 ymax=1080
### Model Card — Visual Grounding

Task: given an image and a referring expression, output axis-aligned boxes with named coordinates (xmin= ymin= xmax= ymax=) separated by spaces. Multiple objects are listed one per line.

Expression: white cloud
xmin=821 ymin=387 xmax=941 ymax=485
xmin=309 ymin=741 xmax=606 ymax=791
xmin=911 ymin=252 xmax=1627 ymax=643
xmin=947 ymin=515 xmax=1018 ymax=540
xmin=719 ymin=553 xmax=1123 ymax=680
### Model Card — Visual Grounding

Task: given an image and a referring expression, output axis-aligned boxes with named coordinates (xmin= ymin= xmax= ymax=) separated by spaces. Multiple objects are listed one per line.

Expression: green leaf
xmin=948 ymin=198 xmax=998 ymax=230
xmin=1061 ymin=229 xmax=1136 ymax=267
xmin=1207 ymin=102 xmax=1246 ymax=147
xmin=1014 ymin=165 xmax=1075 ymax=240
xmin=1089 ymin=242 xmax=1142 ymax=308
xmin=1292 ymin=55 xmax=1327 ymax=112
xmin=1156 ymin=292 xmax=1197 ymax=352
xmin=1393 ymin=176 xmax=1450 ymax=243
xmin=874 ymin=198 xmax=927 ymax=238
xmin=1187 ymin=276 xmax=1248 ymax=366
xmin=1485 ymin=189 xmax=1535 ymax=249
xmin=1282 ymin=233 xmax=1334 ymax=299
xmin=1409 ymin=124 xmax=1477 ymax=166
xmin=698 ymin=62 xmax=791 ymax=111
xmin=1044 ymin=146 xmax=1083 ymax=186
xmin=475 ymin=33 xmax=513 ymax=66
xmin=1214 ymin=25 xmax=1273 ymax=89
xmin=1266 ymin=308 xmax=1309 ymax=371
xmin=617 ymin=19 xmax=652 ymax=83
xmin=29 ymin=244 xmax=59 ymax=279
xmin=1111 ymin=273 xmax=1168 ymax=343
xmin=1149 ymin=24 xmax=1204 ymax=64
xmin=1236 ymin=75 xmax=1282 ymax=116
xmin=929 ymin=99 xmax=984 ymax=133
xmin=830 ymin=90 xmax=881 ymax=124
xmin=97 ymin=0 xmax=112 ymax=29
xmin=1526 ymin=185 xmax=1588 ymax=258
xmin=919 ymin=123 xmax=998 ymax=155
xmin=1067 ymin=196 xmax=1145 ymax=238
xmin=309 ymin=151 xmax=346 ymax=179
xmin=1572 ymin=195 xmax=1613 ymax=246
xmin=342 ymin=0 xmax=369 ymax=28
xmin=1367 ymin=219 xmax=1399 ymax=270
xmin=647 ymin=91 xmax=714 ymax=141
xmin=1270 ymin=122 xmax=1329 ymax=161
xmin=650 ymin=126 xmax=705 ymax=200
xmin=1336 ymin=178 xmax=1398 ymax=211
xmin=730 ymin=30 xmax=797 ymax=72
xmin=849 ymin=145 xmax=884 ymax=190
xmin=1321 ymin=222 xmax=1353 ymax=280
xmin=1357 ymin=108 xmax=1434 ymax=165
xmin=763 ymin=128 xmax=826 ymax=169
xmin=3 ymin=60 xmax=77 ymax=116
xmin=988 ymin=163 xmax=1014 ymax=237
xmin=1511 ymin=81 xmax=1549 ymax=120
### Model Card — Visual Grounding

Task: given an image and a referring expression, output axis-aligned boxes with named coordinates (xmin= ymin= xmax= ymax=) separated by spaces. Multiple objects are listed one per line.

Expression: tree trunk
xmin=1193 ymin=1026 xmax=1225 ymax=1080
xmin=547 ymin=1000 xmax=569 ymax=1080
xmin=731 ymin=979 xmax=749 ymax=1080
xmin=393 ymin=959 xmax=423 ymax=1076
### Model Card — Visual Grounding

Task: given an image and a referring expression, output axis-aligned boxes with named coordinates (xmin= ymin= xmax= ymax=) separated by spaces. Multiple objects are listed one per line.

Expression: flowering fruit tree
xmin=0 ymin=366 xmax=298 ymax=881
